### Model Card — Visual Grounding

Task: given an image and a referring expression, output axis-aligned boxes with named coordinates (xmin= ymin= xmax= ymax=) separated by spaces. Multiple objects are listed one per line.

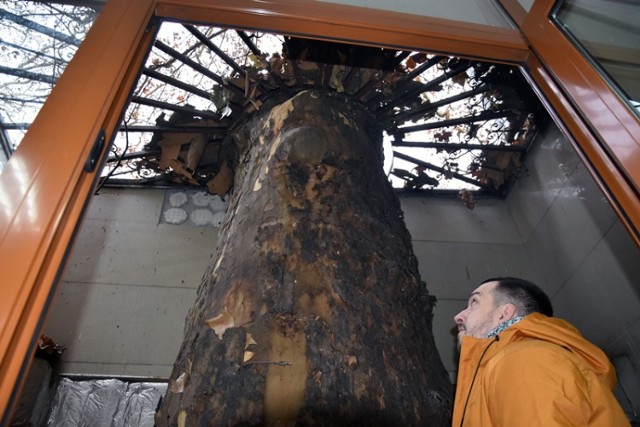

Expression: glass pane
xmin=553 ymin=0 xmax=640 ymax=117
xmin=0 ymin=0 xmax=101 ymax=173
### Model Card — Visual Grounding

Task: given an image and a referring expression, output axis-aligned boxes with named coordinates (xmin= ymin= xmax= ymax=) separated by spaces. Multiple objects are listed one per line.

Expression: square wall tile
xmin=625 ymin=319 xmax=640 ymax=374
xmin=62 ymin=220 xmax=218 ymax=288
xmin=570 ymin=221 xmax=640 ymax=329
xmin=45 ymin=282 xmax=197 ymax=376
xmin=554 ymin=162 xmax=617 ymax=244
xmin=413 ymin=241 xmax=534 ymax=300
xmin=597 ymin=221 xmax=640 ymax=326
xmin=606 ymin=330 xmax=640 ymax=421
xmin=85 ymin=188 xmax=165 ymax=223
xmin=508 ymin=124 xmax=580 ymax=242
xmin=62 ymin=220 xmax=111 ymax=282
xmin=552 ymin=280 xmax=612 ymax=348
xmin=44 ymin=282 xmax=142 ymax=367
xmin=401 ymin=197 xmax=521 ymax=245
xmin=548 ymin=219 xmax=640 ymax=350
xmin=523 ymin=168 xmax=618 ymax=295
xmin=123 ymin=286 xmax=197 ymax=367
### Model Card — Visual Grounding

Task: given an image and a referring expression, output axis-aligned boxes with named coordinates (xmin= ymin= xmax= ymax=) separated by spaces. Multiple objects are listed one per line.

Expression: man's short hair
xmin=482 ymin=277 xmax=553 ymax=317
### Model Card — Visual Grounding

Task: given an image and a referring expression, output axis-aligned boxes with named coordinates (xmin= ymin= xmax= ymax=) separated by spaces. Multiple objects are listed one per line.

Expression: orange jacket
xmin=452 ymin=313 xmax=630 ymax=426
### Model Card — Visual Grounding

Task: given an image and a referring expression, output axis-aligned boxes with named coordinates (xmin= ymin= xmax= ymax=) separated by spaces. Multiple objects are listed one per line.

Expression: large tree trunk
xmin=156 ymin=90 xmax=453 ymax=426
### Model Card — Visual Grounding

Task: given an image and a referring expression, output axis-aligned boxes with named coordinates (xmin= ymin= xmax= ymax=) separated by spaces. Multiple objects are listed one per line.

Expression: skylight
xmin=0 ymin=2 xmax=547 ymax=201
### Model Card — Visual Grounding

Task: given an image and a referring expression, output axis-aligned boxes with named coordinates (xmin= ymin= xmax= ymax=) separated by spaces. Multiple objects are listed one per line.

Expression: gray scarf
xmin=486 ymin=316 xmax=524 ymax=338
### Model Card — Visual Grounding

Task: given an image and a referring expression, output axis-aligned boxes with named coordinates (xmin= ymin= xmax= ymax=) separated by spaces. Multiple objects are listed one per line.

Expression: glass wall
xmin=0 ymin=1 xmax=101 ymax=172
xmin=553 ymin=0 xmax=640 ymax=117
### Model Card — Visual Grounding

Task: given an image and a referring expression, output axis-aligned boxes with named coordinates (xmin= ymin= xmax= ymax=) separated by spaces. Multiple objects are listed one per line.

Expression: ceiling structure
xmin=1 ymin=1 xmax=548 ymax=205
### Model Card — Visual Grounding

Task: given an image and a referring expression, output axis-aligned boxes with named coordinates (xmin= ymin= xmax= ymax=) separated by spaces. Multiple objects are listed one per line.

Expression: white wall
xmin=44 ymin=189 xmax=219 ymax=377
xmin=401 ymin=196 xmax=532 ymax=379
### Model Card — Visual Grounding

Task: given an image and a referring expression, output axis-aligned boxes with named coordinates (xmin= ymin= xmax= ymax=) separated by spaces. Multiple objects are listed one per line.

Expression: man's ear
xmin=500 ymin=303 xmax=517 ymax=321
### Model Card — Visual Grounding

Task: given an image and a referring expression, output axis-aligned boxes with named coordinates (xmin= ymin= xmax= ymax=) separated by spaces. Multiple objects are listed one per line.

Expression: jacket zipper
xmin=459 ymin=335 xmax=500 ymax=427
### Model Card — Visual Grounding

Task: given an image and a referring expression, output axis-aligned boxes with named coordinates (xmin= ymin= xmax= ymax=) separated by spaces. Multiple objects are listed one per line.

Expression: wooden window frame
xmin=499 ymin=0 xmax=640 ymax=243
xmin=0 ymin=0 xmax=637 ymax=420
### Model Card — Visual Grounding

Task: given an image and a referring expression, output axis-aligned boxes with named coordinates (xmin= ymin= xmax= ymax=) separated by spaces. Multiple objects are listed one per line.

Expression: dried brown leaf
xmin=410 ymin=52 xmax=428 ymax=64
xmin=406 ymin=56 xmax=416 ymax=70
xmin=458 ymin=189 xmax=477 ymax=210
xmin=38 ymin=335 xmax=66 ymax=356
xmin=451 ymin=71 xmax=468 ymax=86
xmin=434 ymin=131 xmax=452 ymax=142
xmin=207 ymin=162 xmax=234 ymax=197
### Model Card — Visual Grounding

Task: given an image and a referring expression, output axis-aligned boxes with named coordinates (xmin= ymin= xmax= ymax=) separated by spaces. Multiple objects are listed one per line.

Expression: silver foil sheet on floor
xmin=47 ymin=378 xmax=167 ymax=426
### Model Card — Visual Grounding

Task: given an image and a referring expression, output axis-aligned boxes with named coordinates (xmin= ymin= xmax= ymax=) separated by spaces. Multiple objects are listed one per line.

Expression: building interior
xmin=0 ymin=0 xmax=638 ymax=424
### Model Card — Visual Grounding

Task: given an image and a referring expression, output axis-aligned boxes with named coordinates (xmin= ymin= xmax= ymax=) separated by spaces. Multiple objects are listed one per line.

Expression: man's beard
xmin=456 ymin=328 xmax=465 ymax=351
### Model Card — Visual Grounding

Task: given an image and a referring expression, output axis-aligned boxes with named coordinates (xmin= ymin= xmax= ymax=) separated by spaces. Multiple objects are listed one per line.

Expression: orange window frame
xmin=0 ymin=0 xmax=638 ymax=421
xmin=499 ymin=0 xmax=640 ymax=241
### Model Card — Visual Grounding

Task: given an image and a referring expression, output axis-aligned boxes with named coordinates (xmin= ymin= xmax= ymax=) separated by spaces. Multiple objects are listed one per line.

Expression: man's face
xmin=454 ymin=281 xmax=503 ymax=342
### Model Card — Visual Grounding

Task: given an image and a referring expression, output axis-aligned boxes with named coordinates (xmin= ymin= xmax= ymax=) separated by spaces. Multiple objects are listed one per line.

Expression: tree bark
xmin=156 ymin=90 xmax=453 ymax=426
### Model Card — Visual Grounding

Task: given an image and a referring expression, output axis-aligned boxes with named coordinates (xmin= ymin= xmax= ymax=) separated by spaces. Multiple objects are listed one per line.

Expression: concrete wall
xmin=43 ymin=122 xmax=640 ymax=415
xmin=402 ymin=196 xmax=533 ymax=379
xmin=44 ymin=189 xmax=219 ymax=377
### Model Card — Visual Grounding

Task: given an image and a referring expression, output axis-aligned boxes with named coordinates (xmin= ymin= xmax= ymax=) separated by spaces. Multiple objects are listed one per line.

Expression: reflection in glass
xmin=0 ymin=0 xmax=100 ymax=170
xmin=553 ymin=0 xmax=640 ymax=116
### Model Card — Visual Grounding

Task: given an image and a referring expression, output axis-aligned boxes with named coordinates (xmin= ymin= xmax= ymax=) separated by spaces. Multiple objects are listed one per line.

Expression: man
xmin=452 ymin=277 xmax=630 ymax=426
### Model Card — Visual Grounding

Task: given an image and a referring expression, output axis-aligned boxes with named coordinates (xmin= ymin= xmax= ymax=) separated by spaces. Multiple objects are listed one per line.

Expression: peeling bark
xmin=156 ymin=90 xmax=453 ymax=426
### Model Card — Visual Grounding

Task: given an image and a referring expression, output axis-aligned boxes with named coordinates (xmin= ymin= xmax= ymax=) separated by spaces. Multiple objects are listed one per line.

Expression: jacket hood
xmin=497 ymin=313 xmax=617 ymax=388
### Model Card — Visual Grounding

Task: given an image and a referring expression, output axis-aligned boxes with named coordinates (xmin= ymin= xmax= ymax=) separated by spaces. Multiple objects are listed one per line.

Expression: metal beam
xmin=236 ymin=30 xmax=261 ymax=55
xmin=393 ymin=139 xmax=525 ymax=152
xmin=393 ymin=150 xmax=486 ymax=188
xmin=390 ymin=84 xmax=489 ymax=123
xmin=154 ymin=40 xmax=245 ymax=97
xmin=131 ymin=96 xmax=222 ymax=120
xmin=143 ymin=68 xmax=212 ymax=101
xmin=376 ymin=61 xmax=469 ymax=114
xmin=397 ymin=110 xmax=510 ymax=134
xmin=366 ymin=55 xmax=442 ymax=106
xmin=119 ymin=124 xmax=227 ymax=133
xmin=184 ymin=24 xmax=246 ymax=77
